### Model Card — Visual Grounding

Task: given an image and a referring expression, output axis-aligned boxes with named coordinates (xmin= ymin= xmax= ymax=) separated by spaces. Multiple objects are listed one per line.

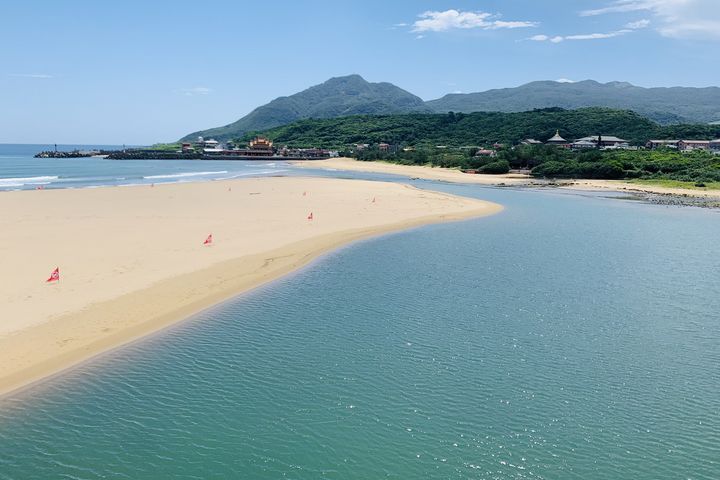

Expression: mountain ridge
xmin=180 ymin=75 xmax=429 ymax=142
xmin=426 ymin=80 xmax=720 ymax=125
xmin=181 ymin=75 xmax=720 ymax=142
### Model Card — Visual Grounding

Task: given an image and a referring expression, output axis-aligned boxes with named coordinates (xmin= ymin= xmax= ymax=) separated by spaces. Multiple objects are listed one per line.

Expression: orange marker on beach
xmin=46 ymin=267 xmax=60 ymax=283
xmin=203 ymin=234 xmax=213 ymax=246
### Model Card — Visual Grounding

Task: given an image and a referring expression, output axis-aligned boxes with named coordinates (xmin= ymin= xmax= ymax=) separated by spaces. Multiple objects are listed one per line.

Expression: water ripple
xmin=1 ymin=189 xmax=719 ymax=479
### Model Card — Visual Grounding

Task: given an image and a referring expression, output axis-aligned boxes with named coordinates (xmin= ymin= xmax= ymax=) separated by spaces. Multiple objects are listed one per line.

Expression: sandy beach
xmin=0 ymin=176 xmax=501 ymax=397
xmin=296 ymin=157 xmax=530 ymax=185
xmin=296 ymin=158 xmax=720 ymax=199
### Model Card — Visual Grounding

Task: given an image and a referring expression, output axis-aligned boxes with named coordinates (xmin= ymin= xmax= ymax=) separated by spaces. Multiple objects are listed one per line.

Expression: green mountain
xmin=254 ymin=108 xmax=720 ymax=148
xmin=180 ymin=75 xmax=429 ymax=142
xmin=426 ymin=80 xmax=720 ymax=125
xmin=181 ymin=77 xmax=720 ymax=142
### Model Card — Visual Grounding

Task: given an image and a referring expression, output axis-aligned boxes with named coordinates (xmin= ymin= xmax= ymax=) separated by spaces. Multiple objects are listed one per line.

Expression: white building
xmin=646 ymin=140 xmax=679 ymax=149
xmin=709 ymin=139 xmax=720 ymax=154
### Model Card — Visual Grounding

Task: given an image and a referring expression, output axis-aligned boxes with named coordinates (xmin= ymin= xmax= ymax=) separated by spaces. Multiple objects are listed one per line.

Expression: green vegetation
xmin=250 ymin=108 xmax=718 ymax=148
xmin=353 ymin=141 xmax=720 ymax=183
xmin=238 ymin=107 xmax=719 ymax=182
xmin=426 ymin=80 xmax=720 ymax=125
xmin=149 ymin=143 xmax=182 ymax=151
xmin=182 ymin=76 xmax=720 ymax=142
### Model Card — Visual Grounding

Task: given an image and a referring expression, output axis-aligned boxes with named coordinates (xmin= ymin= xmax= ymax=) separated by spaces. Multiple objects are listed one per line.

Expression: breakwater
xmin=34 ymin=148 xmax=330 ymax=161
xmin=106 ymin=150 xmax=329 ymax=161
xmin=34 ymin=150 xmax=110 ymax=158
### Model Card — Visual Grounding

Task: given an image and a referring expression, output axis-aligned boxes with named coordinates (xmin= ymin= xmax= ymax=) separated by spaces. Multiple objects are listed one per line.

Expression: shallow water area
xmin=1 ymin=147 xmax=719 ymax=479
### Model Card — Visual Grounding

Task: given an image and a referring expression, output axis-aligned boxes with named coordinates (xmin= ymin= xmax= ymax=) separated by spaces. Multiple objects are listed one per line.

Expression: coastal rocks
xmin=34 ymin=150 xmax=99 ymax=158
xmin=106 ymin=151 xmax=202 ymax=160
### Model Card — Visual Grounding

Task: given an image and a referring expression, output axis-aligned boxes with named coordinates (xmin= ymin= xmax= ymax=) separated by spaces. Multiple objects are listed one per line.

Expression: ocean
xmin=1 ymin=147 xmax=719 ymax=479
xmin=0 ymin=144 xmax=290 ymax=190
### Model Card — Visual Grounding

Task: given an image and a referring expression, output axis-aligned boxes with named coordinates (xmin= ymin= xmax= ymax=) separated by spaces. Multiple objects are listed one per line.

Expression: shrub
xmin=478 ymin=160 xmax=510 ymax=174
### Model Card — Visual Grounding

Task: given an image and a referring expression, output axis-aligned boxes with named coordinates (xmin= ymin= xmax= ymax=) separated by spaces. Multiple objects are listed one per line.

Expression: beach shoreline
xmin=293 ymin=157 xmax=720 ymax=201
xmin=0 ymin=176 xmax=501 ymax=398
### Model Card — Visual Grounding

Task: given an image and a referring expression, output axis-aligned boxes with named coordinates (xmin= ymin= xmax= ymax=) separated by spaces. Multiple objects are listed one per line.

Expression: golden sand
xmin=0 ymin=176 xmax=501 ymax=396
xmin=295 ymin=158 xmax=720 ymax=200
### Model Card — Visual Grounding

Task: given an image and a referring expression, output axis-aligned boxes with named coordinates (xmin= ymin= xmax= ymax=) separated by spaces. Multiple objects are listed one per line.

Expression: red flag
xmin=307 ymin=212 xmax=313 ymax=221
xmin=203 ymin=234 xmax=213 ymax=245
xmin=46 ymin=267 xmax=60 ymax=283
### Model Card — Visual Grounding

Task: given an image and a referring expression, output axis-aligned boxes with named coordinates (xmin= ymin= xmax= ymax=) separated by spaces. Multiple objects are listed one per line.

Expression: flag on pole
xmin=46 ymin=267 xmax=60 ymax=283
xmin=203 ymin=234 xmax=213 ymax=245
xmin=307 ymin=212 xmax=314 ymax=221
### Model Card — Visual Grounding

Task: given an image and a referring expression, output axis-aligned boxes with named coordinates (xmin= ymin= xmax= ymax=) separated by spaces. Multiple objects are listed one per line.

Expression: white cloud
xmin=529 ymin=29 xmax=632 ymax=42
xmin=580 ymin=0 xmax=658 ymax=16
xmin=411 ymin=9 xmax=537 ymax=33
xmin=8 ymin=73 xmax=53 ymax=78
xmin=490 ymin=20 xmax=538 ymax=29
xmin=625 ymin=18 xmax=651 ymax=28
xmin=565 ymin=30 xmax=632 ymax=40
xmin=556 ymin=78 xmax=576 ymax=83
xmin=580 ymin=0 xmax=720 ymax=40
xmin=177 ymin=87 xmax=212 ymax=96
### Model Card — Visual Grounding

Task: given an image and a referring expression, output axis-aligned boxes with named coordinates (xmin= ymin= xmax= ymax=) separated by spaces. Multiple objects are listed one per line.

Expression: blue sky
xmin=1 ymin=0 xmax=718 ymax=144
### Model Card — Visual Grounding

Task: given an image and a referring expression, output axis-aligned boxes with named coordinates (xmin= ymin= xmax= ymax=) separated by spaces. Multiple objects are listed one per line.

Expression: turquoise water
xmin=1 ymin=168 xmax=720 ymax=478
xmin=0 ymin=144 xmax=290 ymax=190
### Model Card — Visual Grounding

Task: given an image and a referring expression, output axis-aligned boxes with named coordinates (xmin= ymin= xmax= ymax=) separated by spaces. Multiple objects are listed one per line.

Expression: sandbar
xmin=0 ymin=176 xmax=501 ymax=397
xmin=295 ymin=158 xmax=720 ymax=199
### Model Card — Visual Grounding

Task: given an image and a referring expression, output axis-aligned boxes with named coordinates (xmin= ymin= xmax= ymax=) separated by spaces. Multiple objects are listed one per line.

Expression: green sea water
xmin=1 ymin=183 xmax=718 ymax=479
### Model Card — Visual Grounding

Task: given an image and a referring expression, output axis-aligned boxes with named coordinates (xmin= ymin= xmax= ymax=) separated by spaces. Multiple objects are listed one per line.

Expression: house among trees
xmin=678 ymin=140 xmax=710 ymax=151
xmin=545 ymin=130 xmax=569 ymax=147
xmin=196 ymin=137 xmax=220 ymax=149
xmin=647 ymin=139 xmax=718 ymax=152
xmin=570 ymin=139 xmax=597 ymax=149
xmin=711 ymin=139 xmax=720 ymax=154
xmin=474 ymin=149 xmax=496 ymax=157
xmin=572 ymin=135 xmax=629 ymax=149
xmin=646 ymin=139 xmax=680 ymax=149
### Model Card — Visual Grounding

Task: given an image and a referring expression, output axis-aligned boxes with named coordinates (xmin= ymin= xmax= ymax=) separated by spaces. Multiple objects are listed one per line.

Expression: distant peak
xmin=325 ymin=74 xmax=367 ymax=83
xmin=606 ymin=81 xmax=634 ymax=88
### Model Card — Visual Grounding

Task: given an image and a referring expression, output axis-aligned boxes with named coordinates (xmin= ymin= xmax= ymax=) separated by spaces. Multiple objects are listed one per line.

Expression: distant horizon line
xmin=0 ymin=143 xmax=143 ymax=146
